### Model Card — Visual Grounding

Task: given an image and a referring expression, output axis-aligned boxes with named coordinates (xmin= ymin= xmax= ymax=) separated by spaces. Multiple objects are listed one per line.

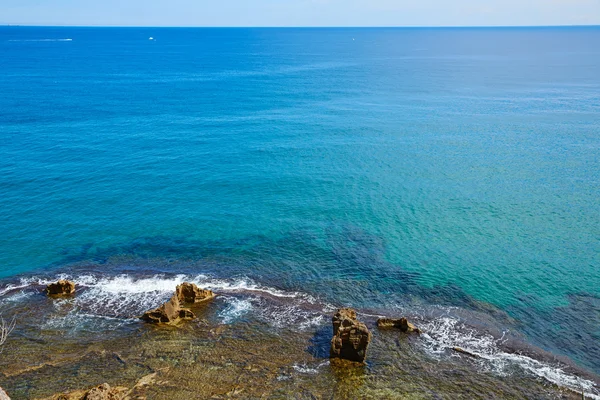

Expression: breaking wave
xmin=420 ymin=316 xmax=600 ymax=399
xmin=0 ymin=273 xmax=598 ymax=397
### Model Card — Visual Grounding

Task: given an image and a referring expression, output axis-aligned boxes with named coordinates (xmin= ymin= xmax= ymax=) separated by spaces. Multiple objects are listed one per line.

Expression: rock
xmin=43 ymin=383 xmax=128 ymax=400
xmin=0 ymin=386 xmax=10 ymax=400
xmin=140 ymin=282 xmax=215 ymax=325
xmin=41 ymin=372 xmax=165 ymax=400
xmin=45 ymin=280 xmax=76 ymax=296
xmin=140 ymin=294 xmax=195 ymax=325
xmin=452 ymin=347 xmax=480 ymax=358
xmin=330 ymin=308 xmax=371 ymax=363
xmin=376 ymin=317 xmax=421 ymax=334
xmin=84 ymin=383 xmax=128 ymax=400
xmin=176 ymin=282 xmax=215 ymax=304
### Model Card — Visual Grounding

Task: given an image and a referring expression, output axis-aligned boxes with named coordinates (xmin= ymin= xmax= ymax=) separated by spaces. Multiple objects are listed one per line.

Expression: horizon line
xmin=2 ymin=23 xmax=600 ymax=29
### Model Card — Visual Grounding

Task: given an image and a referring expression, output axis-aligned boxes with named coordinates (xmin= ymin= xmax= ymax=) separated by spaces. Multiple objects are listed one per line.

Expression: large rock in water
xmin=0 ymin=386 xmax=10 ymax=400
xmin=329 ymin=308 xmax=371 ymax=363
xmin=45 ymin=280 xmax=76 ymax=296
xmin=376 ymin=317 xmax=421 ymax=334
xmin=140 ymin=293 xmax=195 ymax=325
xmin=176 ymin=282 xmax=215 ymax=304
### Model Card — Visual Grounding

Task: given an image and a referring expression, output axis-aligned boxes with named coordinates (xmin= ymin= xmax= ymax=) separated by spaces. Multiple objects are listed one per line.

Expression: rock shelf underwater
xmin=0 ymin=258 xmax=598 ymax=399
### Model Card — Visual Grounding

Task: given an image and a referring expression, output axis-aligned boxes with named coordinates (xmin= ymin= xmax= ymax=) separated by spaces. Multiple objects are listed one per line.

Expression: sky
xmin=1 ymin=0 xmax=600 ymax=27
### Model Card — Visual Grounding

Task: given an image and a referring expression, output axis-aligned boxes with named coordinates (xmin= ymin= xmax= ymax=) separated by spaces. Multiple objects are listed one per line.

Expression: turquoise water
xmin=0 ymin=27 xmax=599 ymax=377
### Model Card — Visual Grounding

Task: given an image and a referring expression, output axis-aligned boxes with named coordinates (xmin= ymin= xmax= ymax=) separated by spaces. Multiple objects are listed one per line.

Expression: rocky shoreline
xmin=0 ymin=279 xmax=596 ymax=399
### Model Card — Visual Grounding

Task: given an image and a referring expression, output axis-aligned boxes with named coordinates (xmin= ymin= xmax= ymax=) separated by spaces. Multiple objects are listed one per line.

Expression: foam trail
xmin=421 ymin=316 xmax=600 ymax=399
xmin=219 ymin=297 xmax=253 ymax=324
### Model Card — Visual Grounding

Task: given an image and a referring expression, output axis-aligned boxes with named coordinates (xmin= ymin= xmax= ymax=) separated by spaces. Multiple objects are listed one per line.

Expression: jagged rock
xmin=44 ymin=383 xmax=128 ymax=400
xmin=45 ymin=280 xmax=76 ymax=296
xmin=41 ymin=372 xmax=164 ymax=400
xmin=176 ymin=282 xmax=215 ymax=304
xmin=0 ymin=386 xmax=10 ymax=400
xmin=84 ymin=383 xmax=128 ymax=400
xmin=330 ymin=308 xmax=371 ymax=363
xmin=140 ymin=294 xmax=195 ymax=325
xmin=376 ymin=317 xmax=421 ymax=334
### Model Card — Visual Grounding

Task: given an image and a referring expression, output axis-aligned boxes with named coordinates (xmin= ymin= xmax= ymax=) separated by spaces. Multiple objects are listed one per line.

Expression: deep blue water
xmin=0 ymin=27 xmax=599 ymax=376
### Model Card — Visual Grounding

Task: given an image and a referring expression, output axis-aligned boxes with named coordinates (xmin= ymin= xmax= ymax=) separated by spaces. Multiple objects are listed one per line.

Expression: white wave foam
xmin=292 ymin=360 xmax=329 ymax=374
xmin=0 ymin=273 xmax=322 ymax=322
xmin=420 ymin=316 xmax=599 ymax=399
xmin=249 ymin=299 xmax=325 ymax=331
xmin=194 ymin=276 xmax=316 ymax=303
xmin=219 ymin=297 xmax=253 ymax=324
xmin=42 ymin=312 xmax=133 ymax=333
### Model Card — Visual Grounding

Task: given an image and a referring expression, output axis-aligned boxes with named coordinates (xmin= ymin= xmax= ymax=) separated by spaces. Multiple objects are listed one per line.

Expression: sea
xmin=0 ymin=26 xmax=599 ymax=398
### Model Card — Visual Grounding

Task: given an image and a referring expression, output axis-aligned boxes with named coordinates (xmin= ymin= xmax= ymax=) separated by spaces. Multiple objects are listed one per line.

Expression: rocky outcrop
xmin=42 ymin=373 xmax=159 ymax=400
xmin=330 ymin=308 xmax=371 ymax=363
xmin=84 ymin=383 xmax=128 ymax=400
xmin=376 ymin=317 xmax=421 ymax=334
xmin=140 ymin=282 xmax=214 ymax=325
xmin=176 ymin=282 xmax=215 ymax=304
xmin=140 ymin=293 xmax=195 ymax=324
xmin=45 ymin=280 xmax=76 ymax=296
xmin=0 ymin=386 xmax=10 ymax=400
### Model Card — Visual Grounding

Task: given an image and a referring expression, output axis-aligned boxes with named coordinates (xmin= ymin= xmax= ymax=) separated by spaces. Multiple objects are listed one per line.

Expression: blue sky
xmin=2 ymin=0 xmax=600 ymax=26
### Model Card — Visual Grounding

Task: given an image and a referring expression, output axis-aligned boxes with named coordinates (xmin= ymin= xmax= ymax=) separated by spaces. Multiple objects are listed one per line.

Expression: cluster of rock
xmin=42 ymin=280 xmax=420 ymax=368
xmin=42 ymin=371 xmax=162 ymax=400
xmin=140 ymin=282 xmax=216 ymax=325
xmin=328 ymin=307 xmax=421 ymax=364
xmin=43 ymin=280 xmax=216 ymax=326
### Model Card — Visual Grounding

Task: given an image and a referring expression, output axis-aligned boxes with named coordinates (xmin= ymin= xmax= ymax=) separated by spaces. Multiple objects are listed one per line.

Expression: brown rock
xmin=140 ymin=294 xmax=195 ymax=325
xmin=376 ymin=317 xmax=421 ymax=334
xmin=84 ymin=383 xmax=127 ymax=400
xmin=42 ymin=383 xmax=128 ymax=400
xmin=41 ymin=372 xmax=162 ymax=400
xmin=452 ymin=347 xmax=480 ymax=358
xmin=176 ymin=282 xmax=215 ymax=304
xmin=330 ymin=308 xmax=371 ymax=363
xmin=45 ymin=280 xmax=76 ymax=296
xmin=0 ymin=386 xmax=10 ymax=400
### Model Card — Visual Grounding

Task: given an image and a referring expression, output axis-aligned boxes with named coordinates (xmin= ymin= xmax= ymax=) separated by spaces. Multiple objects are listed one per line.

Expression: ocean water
xmin=0 ymin=26 xmax=599 ymax=396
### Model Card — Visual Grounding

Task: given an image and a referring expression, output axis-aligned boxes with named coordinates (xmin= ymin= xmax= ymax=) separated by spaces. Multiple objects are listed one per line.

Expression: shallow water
xmin=0 ymin=26 xmax=599 ymax=397
xmin=0 ymin=257 xmax=598 ymax=398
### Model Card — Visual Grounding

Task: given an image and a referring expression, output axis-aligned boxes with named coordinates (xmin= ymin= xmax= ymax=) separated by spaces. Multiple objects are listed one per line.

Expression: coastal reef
xmin=0 ymin=277 xmax=596 ymax=399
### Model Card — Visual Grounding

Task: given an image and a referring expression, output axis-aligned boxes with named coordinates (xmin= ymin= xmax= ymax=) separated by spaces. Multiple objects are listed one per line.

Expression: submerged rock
xmin=176 ymin=282 xmax=215 ymax=304
xmin=0 ymin=386 xmax=10 ymax=400
xmin=44 ymin=382 xmax=131 ymax=400
xmin=376 ymin=317 xmax=421 ymax=334
xmin=45 ymin=280 xmax=76 ymax=296
xmin=85 ymin=383 xmax=128 ymax=400
xmin=330 ymin=308 xmax=371 ymax=363
xmin=40 ymin=372 xmax=162 ymax=400
xmin=452 ymin=347 xmax=480 ymax=358
xmin=140 ymin=294 xmax=195 ymax=325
